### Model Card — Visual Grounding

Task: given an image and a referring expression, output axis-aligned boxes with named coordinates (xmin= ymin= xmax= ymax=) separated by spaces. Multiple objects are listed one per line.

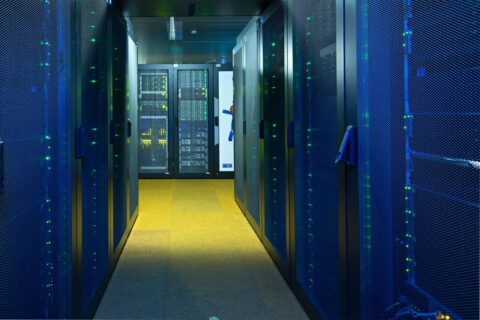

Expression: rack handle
xmin=335 ymin=125 xmax=357 ymax=167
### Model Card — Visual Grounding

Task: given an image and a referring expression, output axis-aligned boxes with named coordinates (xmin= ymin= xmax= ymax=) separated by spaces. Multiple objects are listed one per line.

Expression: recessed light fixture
xmin=191 ymin=29 xmax=198 ymax=35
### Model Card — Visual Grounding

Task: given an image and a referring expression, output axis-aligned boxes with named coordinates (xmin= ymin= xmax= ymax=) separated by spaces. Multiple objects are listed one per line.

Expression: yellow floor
xmin=95 ymin=179 xmax=308 ymax=320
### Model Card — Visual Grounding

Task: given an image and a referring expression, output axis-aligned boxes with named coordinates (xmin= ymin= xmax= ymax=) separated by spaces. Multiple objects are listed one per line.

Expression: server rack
xmin=0 ymin=1 xmax=74 ymax=318
xmin=78 ymin=0 xmax=110 ymax=317
xmin=0 ymin=2 xmax=138 ymax=318
xmin=233 ymin=17 xmax=262 ymax=233
xmin=260 ymin=3 xmax=289 ymax=271
xmin=138 ymin=64 xmax=215 ymax=178
xmin=353 ymin=1 xmax=480 ymax=319
xmin=138 ymin=65 xmax=174 ymax=178
xmin=110 ymin=13 xmax=139 ymax=261
xmin=174 ymin=64 xmax=214 ymax=178
xmin=288 ymin=0 xmax=350 ymax=318
xmin=231 ymin=1 xmax=479 ymax=319
xmin=78 ymin=4 xmax=139 ymax=318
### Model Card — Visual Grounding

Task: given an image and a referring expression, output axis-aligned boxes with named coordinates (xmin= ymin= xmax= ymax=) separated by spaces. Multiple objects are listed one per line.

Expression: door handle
xmin=335 ymin=125 xmax=357 ymax=167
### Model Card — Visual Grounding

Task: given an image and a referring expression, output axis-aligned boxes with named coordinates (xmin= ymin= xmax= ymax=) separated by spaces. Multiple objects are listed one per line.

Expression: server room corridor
xmin=1 ymin=0 xmax=479 ymax=319
xmin=95 ymin=180 xmax=308 ymax=319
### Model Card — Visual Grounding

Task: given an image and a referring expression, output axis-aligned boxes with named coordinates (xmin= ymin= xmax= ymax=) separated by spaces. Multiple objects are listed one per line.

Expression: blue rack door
xmin=292 ymin=0 xmax=344 ymax=318
xmin=79 ymin=0 xmax=110 ymax=316
xmin=262 ymin=5 xmax=288 ymax=264
xmin=244 ymin=24 xmax=261 ymax=227
xmin=111 ymin=14 xmax=129 ymax=253
xmin=356 ymin=1 xmax=480 ymax=319
xmin=0 ymin=0 xmax=73 ymax=318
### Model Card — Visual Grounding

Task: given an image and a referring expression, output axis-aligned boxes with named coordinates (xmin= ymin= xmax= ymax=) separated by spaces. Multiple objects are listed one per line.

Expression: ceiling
xmin=115 ymin=0 xmax=274 ymax=17
xmin=133 ymin=17 xmax=252 ymax=65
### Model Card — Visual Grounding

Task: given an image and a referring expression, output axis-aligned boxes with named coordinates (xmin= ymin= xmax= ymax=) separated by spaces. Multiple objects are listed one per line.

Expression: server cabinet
xmin=289 ymin=0 xmax=346 ymax=318
xmin=0 ymin=1 xmax=74 ymax=317
xmin=261 ymin=5 xmax=288 ymax=265
xmin=174 ymin=65 xmax=214 ymax=177
xmin=138 ymin=65 xmax=174 ymax=178
xmin=79 ymin=0 xmax=110 ymax=316
xmin=354 ymin=1 xmax=479 ymax=319
xmin=233 ymin=17 xmax=261 ymax=231
xmin=110 ymin=14 xmax=138 ymax=259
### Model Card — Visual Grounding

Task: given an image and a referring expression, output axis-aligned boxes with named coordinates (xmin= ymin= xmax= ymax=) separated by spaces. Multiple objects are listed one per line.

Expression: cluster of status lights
xmin=263 ymin=11 xmax=284 ymax=254
xmin=403 ymin=0 xmax=415 ymax=281
xmin=40 ymin=0 xmax=55 ymax=310
xmin=86 ymin=4 xmax=101 ymax=283
xmin=303 ymin=13 xmax=316 ymax=290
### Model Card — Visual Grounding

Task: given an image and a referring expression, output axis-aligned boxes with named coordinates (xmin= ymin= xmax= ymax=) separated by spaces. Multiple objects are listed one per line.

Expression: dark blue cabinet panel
xmin=263 ymin=7 xmax=287 ymax=261
xmin=245 ymin=27 xmax=261 ymax=225
xmin=292 ymin=0 xmax=341 ymax=318
xmin=357 ymin=1 xmax=480 ymax=319
xmin=0 ymin=0 xmax=73 ymax=317
xmin=112 ymin=15 xmax=129 ymax=250
xmin=80 ymin=0 xmax=110 ymax=314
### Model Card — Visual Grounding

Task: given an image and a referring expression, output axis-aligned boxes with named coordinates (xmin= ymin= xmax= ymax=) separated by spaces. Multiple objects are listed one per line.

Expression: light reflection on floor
xmin=95 ymin=179 xmax=308 ymax=320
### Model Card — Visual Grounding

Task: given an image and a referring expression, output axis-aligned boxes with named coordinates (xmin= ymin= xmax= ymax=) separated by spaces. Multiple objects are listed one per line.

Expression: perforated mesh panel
xmin=112 ymin=15 xmax=128 ymax=250
xmin=233 ymin=49 xmax=245 ymax=202
xmin=128 ymin=36 xmax=139 ymax=218
xmin=0 ymin=0 xmax=73 ymax=317
xmin=80 ymin=0 xmax=110 ymax=314
xmin=357 ymin=1 xmax=480 ymax=319
xmin=263 ymin=7 xmax=287 ymax=260
xmin=293 ymin=0 xmax=340 ymax=318
xmin=245 ymin=25 xmax=261 ymax=224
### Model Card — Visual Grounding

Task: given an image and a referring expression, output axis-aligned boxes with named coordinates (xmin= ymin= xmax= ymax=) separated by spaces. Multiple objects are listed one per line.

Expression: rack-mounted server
xmin=138 ymin=64 xmax=233 ymax=179
xmin=138 ymin=65 xmax=173 ymax=177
